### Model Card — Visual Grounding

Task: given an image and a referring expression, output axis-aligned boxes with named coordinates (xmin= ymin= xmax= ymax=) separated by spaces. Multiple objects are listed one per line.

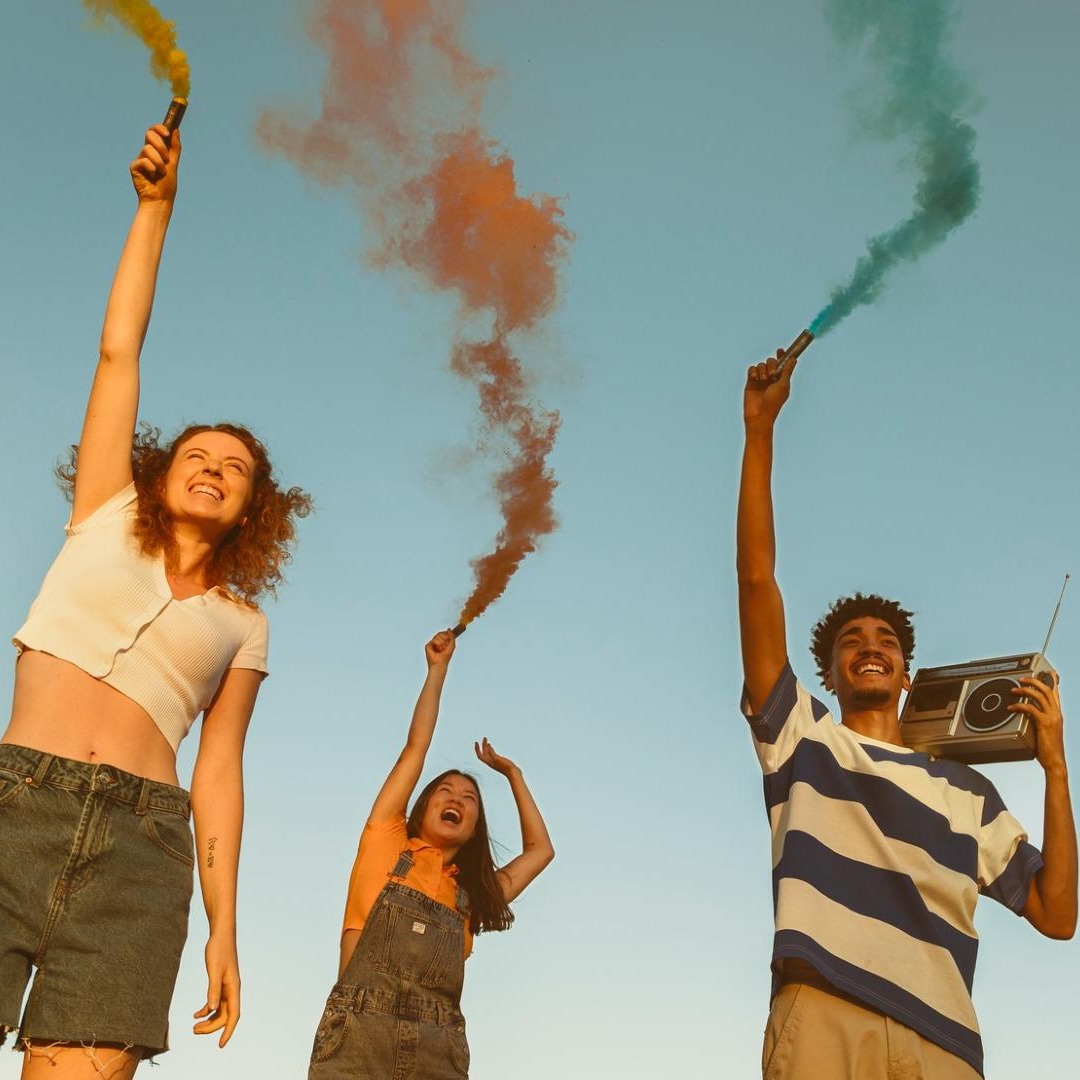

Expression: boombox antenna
xmin=1039 ymin=573 xmax=1071 ymax=657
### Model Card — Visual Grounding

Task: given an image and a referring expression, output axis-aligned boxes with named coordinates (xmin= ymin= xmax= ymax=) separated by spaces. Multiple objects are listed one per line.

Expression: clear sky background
xmin=2 ymin=2 xmax=1078 ymax=1077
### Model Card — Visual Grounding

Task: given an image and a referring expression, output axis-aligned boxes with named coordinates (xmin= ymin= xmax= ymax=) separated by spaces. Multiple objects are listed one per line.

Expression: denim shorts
xmin=0 ymin=743 xmax=194 ymax=1055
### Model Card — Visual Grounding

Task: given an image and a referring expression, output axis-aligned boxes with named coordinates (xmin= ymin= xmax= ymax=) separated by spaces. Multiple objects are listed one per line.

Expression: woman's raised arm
xmin=474 ymin=739 xmax=554 ymax=903
xmin=367 ymin=631 xmax=457 ymax=825
xmin=71 ymin=123 xmax=179 ymax=526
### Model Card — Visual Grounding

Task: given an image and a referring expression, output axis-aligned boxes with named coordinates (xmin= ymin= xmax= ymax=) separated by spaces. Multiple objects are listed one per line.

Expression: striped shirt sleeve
xmin=742 ymin=661 xmax=832 ymax=772
xmin=976 ymin=796 xmax=1043 ymax=913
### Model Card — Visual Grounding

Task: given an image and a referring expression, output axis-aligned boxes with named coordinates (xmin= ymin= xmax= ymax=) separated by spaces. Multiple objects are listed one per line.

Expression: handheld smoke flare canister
xmin=451 ymin=624 xmax=467 ymax=638
xmin=162 ymin=97 xmax=188 ymax=133
xmin=773 ymin=329 xmax=814 ymax=376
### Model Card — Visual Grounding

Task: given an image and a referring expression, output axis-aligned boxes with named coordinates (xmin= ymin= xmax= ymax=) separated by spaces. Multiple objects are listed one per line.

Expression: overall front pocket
xmin=445 ymin=1019 xmax=470 ymax=1078
xmin=310 ymin=1003 xmax=351 ymax=1064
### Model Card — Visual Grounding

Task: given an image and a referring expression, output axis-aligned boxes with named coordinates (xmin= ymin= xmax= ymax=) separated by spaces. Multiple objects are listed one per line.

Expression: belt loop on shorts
xmin=135 ymin=778 xmax=152 ymax=816
xmin=31 ymin=753 xmax=53 ymax=787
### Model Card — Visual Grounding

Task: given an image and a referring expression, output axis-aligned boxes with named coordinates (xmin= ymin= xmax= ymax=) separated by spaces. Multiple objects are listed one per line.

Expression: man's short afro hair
xmin=810 ymin=592 xmax=915 ymax=687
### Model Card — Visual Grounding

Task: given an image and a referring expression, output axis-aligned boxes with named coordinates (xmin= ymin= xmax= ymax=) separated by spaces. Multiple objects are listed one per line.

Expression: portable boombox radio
xmin=898 ymin=575 xmax=1070 ymax=765
xmin=898 ymin=653 xmax=1054 ymax=764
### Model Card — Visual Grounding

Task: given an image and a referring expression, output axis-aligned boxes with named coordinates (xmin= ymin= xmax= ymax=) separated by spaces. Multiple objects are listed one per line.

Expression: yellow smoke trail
xmin=83 ymin=0 xmax=190 ymax=97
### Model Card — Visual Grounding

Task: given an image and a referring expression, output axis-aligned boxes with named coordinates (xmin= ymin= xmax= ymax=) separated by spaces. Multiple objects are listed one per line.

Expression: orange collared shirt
xmin=342 ymin=815 xmax=473 ymax=957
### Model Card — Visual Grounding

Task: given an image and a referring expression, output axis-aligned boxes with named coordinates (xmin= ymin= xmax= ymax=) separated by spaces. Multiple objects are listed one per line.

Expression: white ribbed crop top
xmin=13 ymin=483 xmax=269 ymax=751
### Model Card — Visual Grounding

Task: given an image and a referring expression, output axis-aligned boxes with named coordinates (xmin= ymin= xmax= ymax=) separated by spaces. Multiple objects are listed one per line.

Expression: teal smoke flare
xmin=811 ymin=0 xmax=981 ymax=337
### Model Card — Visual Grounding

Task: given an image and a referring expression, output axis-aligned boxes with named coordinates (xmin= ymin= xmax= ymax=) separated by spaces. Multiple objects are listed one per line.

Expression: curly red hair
xmin=58 ymin=423 xmax=312 ymax=604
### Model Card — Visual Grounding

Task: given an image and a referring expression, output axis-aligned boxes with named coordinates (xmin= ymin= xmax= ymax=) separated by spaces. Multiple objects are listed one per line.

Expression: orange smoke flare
xmin=259 ymin=1 xmax=571 ymax=630
xmin=83 ymin=0 xmax=190 ymax=97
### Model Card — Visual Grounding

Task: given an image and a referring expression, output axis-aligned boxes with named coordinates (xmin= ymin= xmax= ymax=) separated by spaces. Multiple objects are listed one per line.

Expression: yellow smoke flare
xmin=83 ymin=1 xmax=190 ymax=97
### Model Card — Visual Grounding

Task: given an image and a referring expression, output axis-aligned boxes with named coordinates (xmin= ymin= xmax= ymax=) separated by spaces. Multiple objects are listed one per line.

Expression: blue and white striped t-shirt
xmin=742 ymin=663 xmax=1043 ymax=1076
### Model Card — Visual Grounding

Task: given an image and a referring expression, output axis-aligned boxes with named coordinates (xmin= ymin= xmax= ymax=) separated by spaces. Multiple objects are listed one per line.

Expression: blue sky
xmin=2 ymin=3 xmax=1078 ymax=1077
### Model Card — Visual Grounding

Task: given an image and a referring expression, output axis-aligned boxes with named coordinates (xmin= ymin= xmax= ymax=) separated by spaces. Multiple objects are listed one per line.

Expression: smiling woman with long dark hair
xmin=309 ymin=630 xmax=555 ymax=1079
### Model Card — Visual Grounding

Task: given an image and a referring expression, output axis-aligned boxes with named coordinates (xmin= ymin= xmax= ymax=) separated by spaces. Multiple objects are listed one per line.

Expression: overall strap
xmin=390 ymin=848 xmax=415 ymax=880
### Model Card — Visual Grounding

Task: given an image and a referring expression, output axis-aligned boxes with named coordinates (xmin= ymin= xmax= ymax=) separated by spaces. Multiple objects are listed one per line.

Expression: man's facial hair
xmin=849 ymin=688 xmax=893 ymax=708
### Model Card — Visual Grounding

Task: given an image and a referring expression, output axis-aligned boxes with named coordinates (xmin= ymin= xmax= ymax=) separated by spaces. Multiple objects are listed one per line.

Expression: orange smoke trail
xmin=83 ymin=0 xmax=190 ymax=97
xmin=451 ymin=337 xmax=561 ymax=625
xmin=259 ymin=1 xmax=571 ymax=628
xmin=391 ymin=129 xmax=567 ymax=331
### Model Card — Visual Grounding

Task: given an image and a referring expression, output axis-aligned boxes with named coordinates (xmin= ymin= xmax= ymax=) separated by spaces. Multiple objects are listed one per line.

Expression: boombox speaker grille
xmin=963 ymin=678 xmax=1017 ymax=732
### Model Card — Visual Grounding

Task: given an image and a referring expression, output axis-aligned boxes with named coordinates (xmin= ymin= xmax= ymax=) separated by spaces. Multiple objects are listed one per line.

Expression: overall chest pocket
xmin=365 ymin=899 xmax=453 ymax=988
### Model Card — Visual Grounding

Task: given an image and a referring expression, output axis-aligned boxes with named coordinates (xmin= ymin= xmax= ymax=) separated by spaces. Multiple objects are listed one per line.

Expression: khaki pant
xmin=762 ymin=983 xmax=982 ymax=1080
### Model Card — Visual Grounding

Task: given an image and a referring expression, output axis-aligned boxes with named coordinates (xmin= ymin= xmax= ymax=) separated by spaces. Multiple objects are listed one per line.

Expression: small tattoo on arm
xmin=207 ymin=836 xmax=218 ymax=869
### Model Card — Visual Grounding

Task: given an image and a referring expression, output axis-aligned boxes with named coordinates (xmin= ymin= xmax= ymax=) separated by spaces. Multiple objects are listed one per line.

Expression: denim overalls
xmin=309 ymin=850 xmax=470 ymax=1079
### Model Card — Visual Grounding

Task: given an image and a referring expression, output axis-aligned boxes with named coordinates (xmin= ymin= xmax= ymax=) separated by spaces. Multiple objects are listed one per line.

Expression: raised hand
xmin=744 ymin=350 xmax=797 ymax=426
xmin=130 ymin=123 xmax=180 ymax=203
xmin=425 ymin=629 xmax=456 ymax=670
xmin=474 ymin=737 xmax=518 ymax=778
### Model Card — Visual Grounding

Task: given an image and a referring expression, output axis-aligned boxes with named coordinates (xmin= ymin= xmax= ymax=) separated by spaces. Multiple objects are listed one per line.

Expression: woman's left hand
xmin=193 ymin=932 xmax=242 ymax=1047
xmin=475 ymin=737 xmax=518 ymax=778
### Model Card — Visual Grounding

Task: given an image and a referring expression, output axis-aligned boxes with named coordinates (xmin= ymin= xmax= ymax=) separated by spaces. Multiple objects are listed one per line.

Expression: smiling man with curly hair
xmin=734 ymin=347 xmax=1076 ymax=1080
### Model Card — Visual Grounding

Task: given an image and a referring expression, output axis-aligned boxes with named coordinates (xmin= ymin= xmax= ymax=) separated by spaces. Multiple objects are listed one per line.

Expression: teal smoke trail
xmin=810 ymin=0 xmax=981 ymax=337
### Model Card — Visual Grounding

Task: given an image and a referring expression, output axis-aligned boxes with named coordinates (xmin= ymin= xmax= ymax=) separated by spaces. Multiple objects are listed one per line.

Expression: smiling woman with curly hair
xmin=0 ymin=121 xmax=309 ymax=1080
xmin=57 ymin=420 xmax=311 ymax=604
